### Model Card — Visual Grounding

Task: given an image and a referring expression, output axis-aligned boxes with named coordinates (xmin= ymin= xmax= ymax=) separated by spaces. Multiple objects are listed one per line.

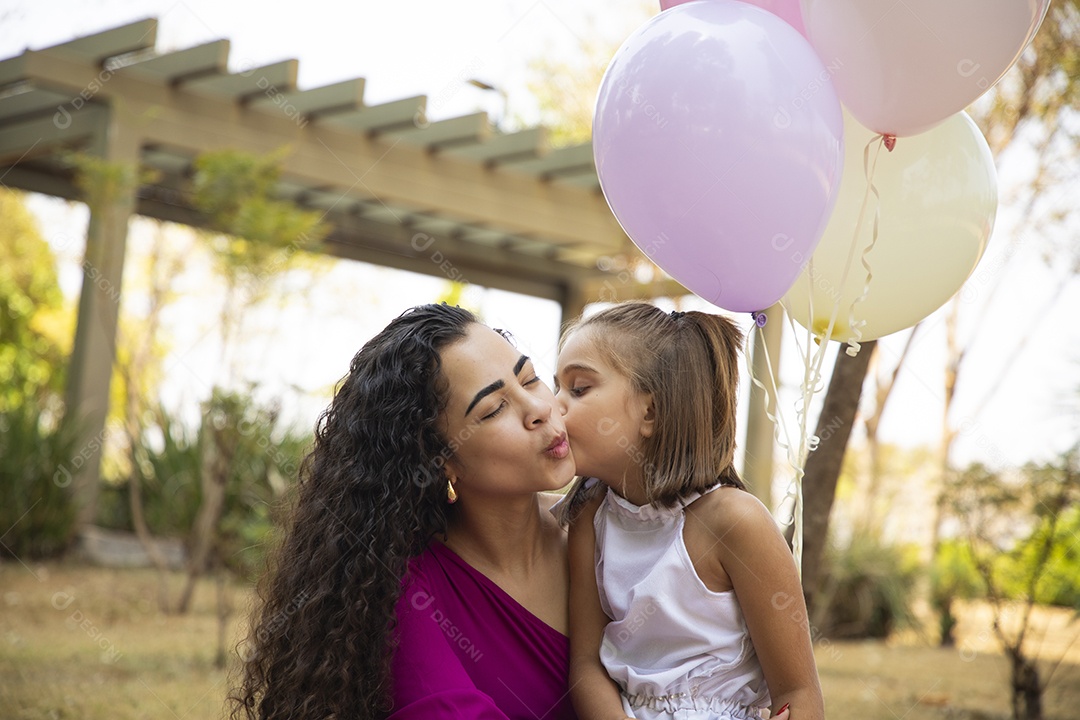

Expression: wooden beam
xmin=250 ymin=78 xmax=365 ymax=118
xmin=444 ymin=127 xmax=547 ymax=166
xmin=321 ymin=95 xmax=426 ymax=134
xmin=506 ymin=143 xmax=594 ymax=179
xmin=182 ymin=60 xmax=298 ymax=100
xmin=0 ymin=104 xmax=104 ymax=164
xmin=387 ymin=112 xmax=490 ymax=149
xmin=49 ymin=18 xmax=158 ymax=64
xmin=0 ymin=85 xmax=79 ymax=123
xmin=120 ymin=40 xmax=230 ymax=83
xmin=0 ymin=55 xmax=28 ymax=88
xmin=8 ymin=46 xmax=627 ymax=254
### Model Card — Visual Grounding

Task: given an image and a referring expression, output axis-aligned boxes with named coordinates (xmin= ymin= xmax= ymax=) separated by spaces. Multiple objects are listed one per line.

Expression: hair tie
xmin=669 ymin=310 xmax=685 ymax=321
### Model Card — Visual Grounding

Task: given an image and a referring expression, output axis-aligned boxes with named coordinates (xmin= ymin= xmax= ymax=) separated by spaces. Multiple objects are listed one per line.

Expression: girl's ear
xmin=639 ymin=393 xmax=656 ymax=439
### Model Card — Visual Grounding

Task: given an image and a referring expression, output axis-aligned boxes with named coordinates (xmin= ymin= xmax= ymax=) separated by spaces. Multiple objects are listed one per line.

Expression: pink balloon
xmin=594 ymin=0 xmax=843 ymax=313
xmin=660 ymin=0 xmax=807 ymax=37
xmin=800 ymin=0 xmax=1050 ymax=137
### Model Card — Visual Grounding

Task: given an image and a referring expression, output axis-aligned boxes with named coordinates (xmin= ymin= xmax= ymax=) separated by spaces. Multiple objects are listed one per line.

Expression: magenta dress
xmin=387 ymin=541 xmax=578 ymax=720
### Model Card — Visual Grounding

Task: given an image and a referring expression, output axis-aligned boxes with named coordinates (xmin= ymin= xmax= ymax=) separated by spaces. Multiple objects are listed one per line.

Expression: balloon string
xmin=743 ymin=319 xmax=805 ymax=576
xmin=777 ymin=133 xmax=876 ymax=571
xmin=845 ymin=136 xmax=886 ymax=357
xmin=744 ymin=326 xmax=795 ymax=465
xmin=767 ymin=135 xmax=889 ymax=576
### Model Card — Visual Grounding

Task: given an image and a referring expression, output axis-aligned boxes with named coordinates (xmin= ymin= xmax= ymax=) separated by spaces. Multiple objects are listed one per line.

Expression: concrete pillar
xmin=742 ymin=303 xmax=783 ymax=509
xmin=64 ymin=110 xmax=139 ymax=529
xmin=559 ymin=281 xmax=589 ymax=335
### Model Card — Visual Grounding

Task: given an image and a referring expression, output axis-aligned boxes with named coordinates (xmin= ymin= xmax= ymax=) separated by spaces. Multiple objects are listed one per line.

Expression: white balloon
xmin=784 ymin=109 xmax=997 ymax=343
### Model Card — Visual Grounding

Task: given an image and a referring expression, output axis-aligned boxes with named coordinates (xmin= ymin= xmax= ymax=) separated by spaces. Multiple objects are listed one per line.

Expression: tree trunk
xmin=801 ymin=341 xmax=876 ymax=615
xmin=215 ymin=557 xmax=231 ymax=669
xmin=176 ymin=411 xmax=233 ymax=614
xmin=127 ymin=451 xmax=173 ymax=613
xmin=1009 ymin=649 xmax=1043 ymax=720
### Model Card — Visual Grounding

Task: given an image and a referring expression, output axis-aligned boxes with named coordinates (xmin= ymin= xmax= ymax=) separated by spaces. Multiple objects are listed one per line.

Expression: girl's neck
xmin=443 ymin=492 xmax=551 ymax=578
xmin=599 ymin=471 xmax=650 ymax=507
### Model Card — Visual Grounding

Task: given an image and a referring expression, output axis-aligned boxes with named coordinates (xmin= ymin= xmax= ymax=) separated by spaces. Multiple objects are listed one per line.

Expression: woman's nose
xmin=525 ymin=392 xmax=554 ymax=426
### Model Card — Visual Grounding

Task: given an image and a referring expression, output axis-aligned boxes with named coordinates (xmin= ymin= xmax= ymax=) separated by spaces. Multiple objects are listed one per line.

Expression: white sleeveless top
xmin=593 ymin=483 xmax=771 ymax=719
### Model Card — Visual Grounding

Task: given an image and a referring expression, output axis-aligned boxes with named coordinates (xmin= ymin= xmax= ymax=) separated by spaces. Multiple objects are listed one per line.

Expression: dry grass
xmin=2 ymin=561 xmax=1079 ymax=719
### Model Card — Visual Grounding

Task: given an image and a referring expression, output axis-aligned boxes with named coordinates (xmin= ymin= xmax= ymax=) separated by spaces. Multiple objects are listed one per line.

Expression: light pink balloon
xmin=800 ymin=0 xmax=1050 ymax=137
xmin=660 ymin=0 xmax=807 ymax=36
xmin=595 ymin=0 xmax=843 ymax=313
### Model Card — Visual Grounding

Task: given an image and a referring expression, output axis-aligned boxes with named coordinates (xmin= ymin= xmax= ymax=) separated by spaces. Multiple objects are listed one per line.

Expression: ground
xmin=1 ymin=561 xmax=1078 ymax=719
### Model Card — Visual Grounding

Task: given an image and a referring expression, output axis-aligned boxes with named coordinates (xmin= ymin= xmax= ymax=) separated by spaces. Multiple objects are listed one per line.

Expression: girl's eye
xmin=570 ymin=386 xmax=589 ymax=398
xmin=482 ymin=401 xmax=507 ymax=421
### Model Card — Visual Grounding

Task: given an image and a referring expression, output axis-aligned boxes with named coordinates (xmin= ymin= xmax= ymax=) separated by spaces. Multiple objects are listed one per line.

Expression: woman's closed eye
xmin=569 ymin=385 xmax=590 ymax=397
xmin=481 ymin=400 xmax=507 ymax=420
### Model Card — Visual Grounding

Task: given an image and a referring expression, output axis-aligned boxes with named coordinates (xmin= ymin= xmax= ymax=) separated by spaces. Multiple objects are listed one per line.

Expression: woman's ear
xmin=639 ymin=393 xmax=656 ymax=439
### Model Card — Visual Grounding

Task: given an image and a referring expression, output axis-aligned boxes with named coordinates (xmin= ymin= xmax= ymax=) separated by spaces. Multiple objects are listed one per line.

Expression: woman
xmin=230 ymin=304 xmax=578 ymax=720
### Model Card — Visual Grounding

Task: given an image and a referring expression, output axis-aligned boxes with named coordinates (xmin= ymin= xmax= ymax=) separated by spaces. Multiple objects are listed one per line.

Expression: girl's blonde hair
xmin=558 ymin=302 xmax=746 ymax=523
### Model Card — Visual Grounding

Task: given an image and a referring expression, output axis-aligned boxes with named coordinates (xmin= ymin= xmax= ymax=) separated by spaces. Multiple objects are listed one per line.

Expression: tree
xmin=0 ymin=189 xmax=78 ymax=560
xmin=115 ymin=220 xmax=192 ymax=612
xmin=926 ymin=0 xmax=1080 ymax=632
xmin=798 ymin=341 xmax=875 ymax=611
xmin=940 ymin=452 xmax=1080 ymax=720
xmin=174 ymin=148 xmax=328 ymax=614
xmin=856 ymin=324 xmax=920 ymax=535
xmin=82 ymin=148 xmax=329 ymax=618
xmin=0 ymin=188 xmax=71 ymax=411
xmin=808 ymin=0 xmax=1080 ymax=610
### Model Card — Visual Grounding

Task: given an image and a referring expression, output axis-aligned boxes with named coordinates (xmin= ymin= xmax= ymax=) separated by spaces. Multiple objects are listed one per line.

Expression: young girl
xmin=554 ymin=302 xmax=823 ymax=720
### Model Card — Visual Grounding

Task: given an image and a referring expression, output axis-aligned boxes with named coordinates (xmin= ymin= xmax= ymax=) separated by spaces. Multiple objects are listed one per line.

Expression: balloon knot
xmin=883 ymin=134 xmax=897 ymax=152
xmin=751 ymin=311 xmax=768 ymax=328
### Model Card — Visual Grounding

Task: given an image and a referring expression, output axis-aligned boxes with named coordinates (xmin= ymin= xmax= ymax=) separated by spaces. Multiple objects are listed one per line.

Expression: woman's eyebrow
xmin=465 ymin=380 xmax=504 ymax=417
xmin=465 ymin=355 xmax=529 ymax=417
xmin=514 ymin=354 xmax=529 ymax=375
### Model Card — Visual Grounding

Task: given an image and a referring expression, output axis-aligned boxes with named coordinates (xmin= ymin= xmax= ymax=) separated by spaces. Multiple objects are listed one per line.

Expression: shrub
xmin=814 ymin=532 xmax=921 ymax=640
xmin=96 ymin=396 xmax=310 ymax=580
xmin=0 ymin=402 xmax=79 ymax=560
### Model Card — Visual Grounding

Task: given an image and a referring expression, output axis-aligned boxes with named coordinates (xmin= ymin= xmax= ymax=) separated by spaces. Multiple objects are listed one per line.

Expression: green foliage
xmin=995 ymin=504 xmax=1080 ymax=609
xmin=97 ymin=395 xmax=310 ymax=579
xmin=971 ymin=0 xmax=1080 ymax=154
xmin=0 ymin=189 xmax=68 ymax=412
xmin=931 ymin=539 xmax=986 ymax=602
xmin=815 ymin=533 xmax=921 ymax=640
xmin=525 ymin=4 xmax=654 ymax=147
xmin=190 ymin=149 xmax=327 ymax=287
xmin=942 ymin=454 xmax=1080 ymax=609
xmin=0 ymin=189 xmax=78 ymax=560
xmin=68 ymin=152 xmax=142 ymax=213
xmin=0 ymin=403 xmax=79 ymax=559
xmin=930 ymin=538 xmax=986 ymax=645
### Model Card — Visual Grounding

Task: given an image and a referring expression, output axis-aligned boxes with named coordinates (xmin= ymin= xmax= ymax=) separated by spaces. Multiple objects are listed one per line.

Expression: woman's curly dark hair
xmin=229 ymin=303 xmax=477 ymax=720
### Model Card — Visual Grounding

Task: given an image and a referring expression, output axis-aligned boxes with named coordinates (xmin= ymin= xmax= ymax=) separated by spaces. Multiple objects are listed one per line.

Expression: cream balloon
xmin=783 ymin=109 xmax=997 ymax=343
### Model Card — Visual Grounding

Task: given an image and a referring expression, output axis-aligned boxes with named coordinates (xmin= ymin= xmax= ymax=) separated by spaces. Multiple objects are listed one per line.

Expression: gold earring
xmin=447 ymin=481 xmax=458 ymax=504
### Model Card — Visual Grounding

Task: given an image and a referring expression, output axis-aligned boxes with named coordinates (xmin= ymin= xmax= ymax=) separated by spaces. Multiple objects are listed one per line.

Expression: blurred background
xmin=1 ymin=1 xmax=1078 ymax=718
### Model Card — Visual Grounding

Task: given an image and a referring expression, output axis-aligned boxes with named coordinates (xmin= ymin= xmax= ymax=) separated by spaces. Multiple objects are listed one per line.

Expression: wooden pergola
xmin=0 ymin=18 xmax=690 ymax=522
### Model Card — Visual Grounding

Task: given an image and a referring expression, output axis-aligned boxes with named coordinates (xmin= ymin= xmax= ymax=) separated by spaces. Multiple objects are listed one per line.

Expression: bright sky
xmin=3 ymin=0 xmax=1079 ymax=476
